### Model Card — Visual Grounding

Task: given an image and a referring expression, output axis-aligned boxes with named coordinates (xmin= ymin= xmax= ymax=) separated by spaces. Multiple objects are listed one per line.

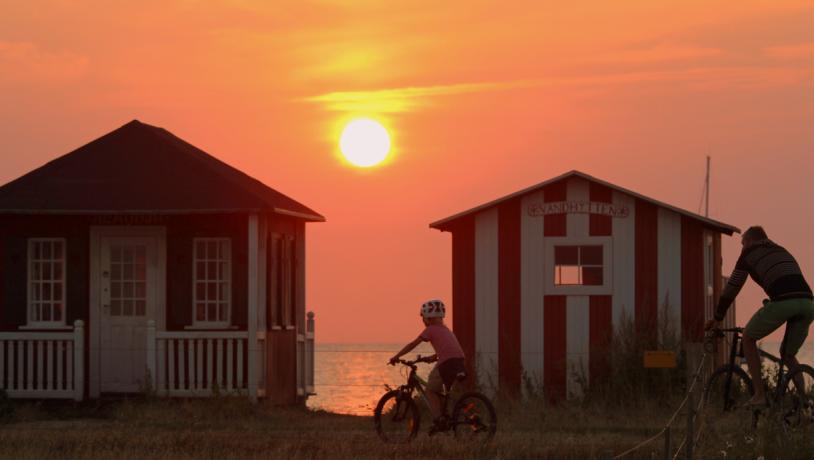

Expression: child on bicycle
xmin=389 ymin=299 xmax=466 ymax=428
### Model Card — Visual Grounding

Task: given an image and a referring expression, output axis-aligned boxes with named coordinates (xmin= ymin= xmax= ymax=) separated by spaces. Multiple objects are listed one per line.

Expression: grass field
xmin=0 ymin=394 xmax=809 ymax=460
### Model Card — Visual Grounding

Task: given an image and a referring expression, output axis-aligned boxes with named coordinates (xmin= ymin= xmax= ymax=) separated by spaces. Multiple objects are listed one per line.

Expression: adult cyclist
xmin=706 ymin=226 xmax=814 ymax=407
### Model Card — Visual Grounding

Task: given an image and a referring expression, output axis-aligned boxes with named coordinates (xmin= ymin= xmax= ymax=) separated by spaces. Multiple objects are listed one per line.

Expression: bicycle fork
xmin=723 ymin=331 xmax=741 ymax=411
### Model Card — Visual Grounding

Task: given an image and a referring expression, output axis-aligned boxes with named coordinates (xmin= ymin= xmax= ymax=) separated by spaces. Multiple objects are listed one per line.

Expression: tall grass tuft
xmin=583 ymin=303 xmax=686 ymax=407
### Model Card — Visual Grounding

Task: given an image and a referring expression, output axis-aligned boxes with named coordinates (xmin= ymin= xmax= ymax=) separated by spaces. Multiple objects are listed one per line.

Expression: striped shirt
xmin=715 ymin=239 xmax=812 ymax=321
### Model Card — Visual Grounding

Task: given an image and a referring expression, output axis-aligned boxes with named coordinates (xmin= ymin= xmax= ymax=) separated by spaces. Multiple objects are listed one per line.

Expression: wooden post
xmin=684 ymin=342 xmax=704 ymax=460
xmin=247 ymin=214 xmax=259 ymax=402
xmin=146 ymin=320 xmax=156 ymax=392
xmin=73 ymin=320 xmax=85 ymax=402
xmin=686 ymin=390 xmax=694 ymax=460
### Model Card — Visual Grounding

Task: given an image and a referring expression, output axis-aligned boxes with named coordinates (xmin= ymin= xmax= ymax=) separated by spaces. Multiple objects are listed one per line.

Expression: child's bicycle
xmin=703 ymin=327 xmax=814 ymax=429
xmin=373 ymin=355 xmax=497 ymax=444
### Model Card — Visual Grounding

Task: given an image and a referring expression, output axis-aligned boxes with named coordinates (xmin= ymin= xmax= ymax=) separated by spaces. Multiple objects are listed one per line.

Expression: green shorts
xmin=744 ymin=297 xmax=814 ymax=356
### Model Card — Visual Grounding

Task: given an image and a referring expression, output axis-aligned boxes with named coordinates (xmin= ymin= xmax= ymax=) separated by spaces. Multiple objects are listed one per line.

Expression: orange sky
xmin=2 ymin=1 xmax=813 ymax=343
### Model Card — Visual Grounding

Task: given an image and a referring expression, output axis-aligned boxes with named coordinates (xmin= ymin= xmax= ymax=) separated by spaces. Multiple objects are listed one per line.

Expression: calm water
xmin=308 ymin=341 xmax=814 ymax=416
xmin=307 ymin=343 xmax=433 ymax=416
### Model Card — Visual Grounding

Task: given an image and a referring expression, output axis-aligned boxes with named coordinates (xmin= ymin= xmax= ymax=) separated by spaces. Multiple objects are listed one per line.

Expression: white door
xmin=99 ymin=237 xmax=158 ymax=392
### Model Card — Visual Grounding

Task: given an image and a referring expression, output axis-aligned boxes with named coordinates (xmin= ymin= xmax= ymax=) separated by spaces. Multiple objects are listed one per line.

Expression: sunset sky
xmin=2 ymin=1 xmax=813 ymax=343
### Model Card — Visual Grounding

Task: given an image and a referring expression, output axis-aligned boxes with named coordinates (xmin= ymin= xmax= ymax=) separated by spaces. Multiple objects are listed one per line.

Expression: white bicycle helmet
xmin=420 ymin=299 xmax=446 ymax=319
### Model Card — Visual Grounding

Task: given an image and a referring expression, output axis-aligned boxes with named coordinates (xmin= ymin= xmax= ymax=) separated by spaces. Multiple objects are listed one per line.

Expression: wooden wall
xmin=0 ymin=215 xmax=90 ymax=331
xmin=165 ymin=214 xmax=249 ymax=330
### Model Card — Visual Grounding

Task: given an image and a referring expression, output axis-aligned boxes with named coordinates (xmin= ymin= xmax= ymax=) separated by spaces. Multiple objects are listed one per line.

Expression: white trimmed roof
xmin=429 ymin=170 xmax=739 ymax=235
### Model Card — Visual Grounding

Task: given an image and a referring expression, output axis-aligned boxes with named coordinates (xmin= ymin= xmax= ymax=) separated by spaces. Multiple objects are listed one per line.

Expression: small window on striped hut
xmin=554 ymin=245 xmax=603 ymax=286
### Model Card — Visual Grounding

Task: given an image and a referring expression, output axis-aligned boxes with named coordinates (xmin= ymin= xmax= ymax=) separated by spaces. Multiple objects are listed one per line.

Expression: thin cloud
xmin=764 ymin=42 xmax=814 ymax=60
xmin=0 ymin=41 xmax=88 ymax=86
xmin=305 ymin=65 xmax=811 ymax=113
xmin=593 ymin=45 xmax=723 ymax=64
xmin=304 ymin=81 xmax=523 ymax=112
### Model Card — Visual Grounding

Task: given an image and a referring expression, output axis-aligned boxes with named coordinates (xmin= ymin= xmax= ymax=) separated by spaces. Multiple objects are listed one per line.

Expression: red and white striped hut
xmin=430 ymin=170 xmax=739 ymax=398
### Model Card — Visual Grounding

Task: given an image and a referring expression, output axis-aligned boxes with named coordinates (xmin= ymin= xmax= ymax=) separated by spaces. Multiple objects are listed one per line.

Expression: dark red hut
xmin=0 ymin=120 xmax=321 ymax=403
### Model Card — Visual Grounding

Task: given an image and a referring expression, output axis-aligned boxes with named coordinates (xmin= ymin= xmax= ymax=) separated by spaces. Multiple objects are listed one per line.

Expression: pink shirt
xmin=419 ymin=324 xmax=465 ymax=363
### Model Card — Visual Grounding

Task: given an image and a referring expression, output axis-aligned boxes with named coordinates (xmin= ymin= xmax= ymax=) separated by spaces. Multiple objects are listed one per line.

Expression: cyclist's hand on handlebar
xmin=388 ymin=356 xmax=399 ymax=366
xmin=704 ymin=319 xmax=720 ymax=331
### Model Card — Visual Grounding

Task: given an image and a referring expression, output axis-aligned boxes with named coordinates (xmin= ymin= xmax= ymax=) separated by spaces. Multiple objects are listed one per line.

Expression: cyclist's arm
xmin=390 ymin=337 xmax=423 ymax=363
xmin=714 ymin=253 xmax=750 ymax=321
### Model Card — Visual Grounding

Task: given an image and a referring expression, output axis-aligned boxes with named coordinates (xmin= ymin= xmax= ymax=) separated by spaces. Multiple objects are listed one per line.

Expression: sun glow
xmin=339 ymin=118 xmax=391 ymax=167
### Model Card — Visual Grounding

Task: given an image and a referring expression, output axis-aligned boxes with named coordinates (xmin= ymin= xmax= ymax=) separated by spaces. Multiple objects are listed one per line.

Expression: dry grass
xmin=0 ymin=396 xmax=683 ymax=459
xmin=1 ymin=312 xmax=810 ymax=459
xmin=0 ymin=394 xmax=811 ymax=459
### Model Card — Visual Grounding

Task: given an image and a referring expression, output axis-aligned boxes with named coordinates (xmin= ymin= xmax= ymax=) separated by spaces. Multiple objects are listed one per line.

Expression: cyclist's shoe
xmin=428 ymin=416 xmax=449 ymax=436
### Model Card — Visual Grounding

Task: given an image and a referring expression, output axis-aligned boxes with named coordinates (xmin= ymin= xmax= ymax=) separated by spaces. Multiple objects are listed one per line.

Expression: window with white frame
xmin=193 ymin=238 xmax=231 ymax=326
xmin=704 ymin=233 xmax=715 ymax=322
xmin=28 ymin=238 xmax=67 ymax=326
xmin=554 ymin=245 xmax=604 ymax=286
xmin=545 ymin=237 xmax=612 ymax=295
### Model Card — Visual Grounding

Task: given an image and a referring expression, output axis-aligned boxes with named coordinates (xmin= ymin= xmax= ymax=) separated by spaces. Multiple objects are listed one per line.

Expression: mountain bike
xmin=373 ymin=355 xmax=497 ymax=444
xmin=703 ymin=327 xmax=814 ymax=428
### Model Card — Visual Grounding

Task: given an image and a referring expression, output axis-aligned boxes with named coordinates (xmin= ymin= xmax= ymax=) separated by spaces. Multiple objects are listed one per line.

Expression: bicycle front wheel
xmin=779 ymin=364 xmax=814 ymax=427
xmin=374 ymin=390 xmax=420 ymax=444
xmin=452 ymin=392 xmax=497 ymax=442
xmin=704 ymin=365 xmax=755 ymax=412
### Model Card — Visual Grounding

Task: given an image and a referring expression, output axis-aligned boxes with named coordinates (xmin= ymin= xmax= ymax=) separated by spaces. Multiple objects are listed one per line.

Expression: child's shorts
xmin=427 ymin=358 xmax=466 ymax=394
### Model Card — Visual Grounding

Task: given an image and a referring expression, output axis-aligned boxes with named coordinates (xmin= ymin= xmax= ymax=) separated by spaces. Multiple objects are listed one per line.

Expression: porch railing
xmin=0 ymin=320 xmax=85 ymax=400
xmin=297 ymin=311 xmax=315 ymax=397
xmin=146 ymin=321 xmax=266 ymax=398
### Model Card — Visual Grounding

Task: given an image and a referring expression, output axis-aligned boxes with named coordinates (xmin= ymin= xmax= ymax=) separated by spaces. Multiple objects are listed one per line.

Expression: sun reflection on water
xmin=308 ymin=342 xmax=433 ymax=416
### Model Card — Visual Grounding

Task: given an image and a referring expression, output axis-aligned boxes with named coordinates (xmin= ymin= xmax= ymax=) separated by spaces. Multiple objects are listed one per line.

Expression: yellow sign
xmin=643 ymin=351 xmax=677 ymax=369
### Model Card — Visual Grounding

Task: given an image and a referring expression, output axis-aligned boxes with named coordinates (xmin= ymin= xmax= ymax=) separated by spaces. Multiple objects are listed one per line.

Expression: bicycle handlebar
xmin=390 ymin=355 xmax=434 ymax=367
xmin=707 ymin=327 xmax=743 ymax=336
xmin=717 ymin=327 xmax=744 ymax=333
xmin=704 ymin=327 xmax=744 ymax=347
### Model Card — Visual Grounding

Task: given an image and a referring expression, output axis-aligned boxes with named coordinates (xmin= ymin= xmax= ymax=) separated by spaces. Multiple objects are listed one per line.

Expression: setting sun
xmin=339 ymin=118 xmax=391 ymax=167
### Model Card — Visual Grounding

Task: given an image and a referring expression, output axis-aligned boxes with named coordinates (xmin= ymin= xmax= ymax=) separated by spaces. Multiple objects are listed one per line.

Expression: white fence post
xmin=247 ymin=214 xmax=259 ymax=402
xmin=73 ymin=320 xmax=84 ymax=402
xmin=306 ymin=311 xmax=315 ymax=395
xmin=146 ymin=320 xmax=156 ymax=392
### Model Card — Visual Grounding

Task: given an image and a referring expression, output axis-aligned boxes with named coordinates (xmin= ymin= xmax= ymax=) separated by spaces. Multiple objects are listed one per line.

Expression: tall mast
xmin=705 ymin=155 xmax=710 ymax=217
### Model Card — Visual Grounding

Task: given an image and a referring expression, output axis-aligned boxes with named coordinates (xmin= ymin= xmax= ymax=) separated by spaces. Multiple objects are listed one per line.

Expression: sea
xmin=307 ymin=342 xmax=434 ymax=416
xmin=306 ymin=341 xmax=814 ymax=416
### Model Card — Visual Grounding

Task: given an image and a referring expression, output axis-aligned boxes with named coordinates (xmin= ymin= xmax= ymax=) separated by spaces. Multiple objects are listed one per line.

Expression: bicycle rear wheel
xmin=779 ymin=364 xmax=814 ymax=427
xmin=452 ymin=392 xmax=497 ymax=443
xmin=704 ymin=365 xmax=754 ymax=412
xmin=374 ymin=390 xmax=420 ymax=443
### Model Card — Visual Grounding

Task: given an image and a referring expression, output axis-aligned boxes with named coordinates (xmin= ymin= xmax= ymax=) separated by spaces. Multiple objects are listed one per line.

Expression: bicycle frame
xmin=716 ymin=327 xmax=791 ymax=409
xmin=721 ymin=328 xmax=741 ymax=410
xmin=397 ymin=360 xmax=455 ymax=422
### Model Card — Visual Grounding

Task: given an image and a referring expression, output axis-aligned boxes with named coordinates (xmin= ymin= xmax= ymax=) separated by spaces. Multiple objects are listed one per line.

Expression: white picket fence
xmin=0 ymin=320 xmax=85 ymax=400
xmin=146 ymin=321 xmax=265 ymax=398
xmin=0 ymin=313 xmax=316 ymax=402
